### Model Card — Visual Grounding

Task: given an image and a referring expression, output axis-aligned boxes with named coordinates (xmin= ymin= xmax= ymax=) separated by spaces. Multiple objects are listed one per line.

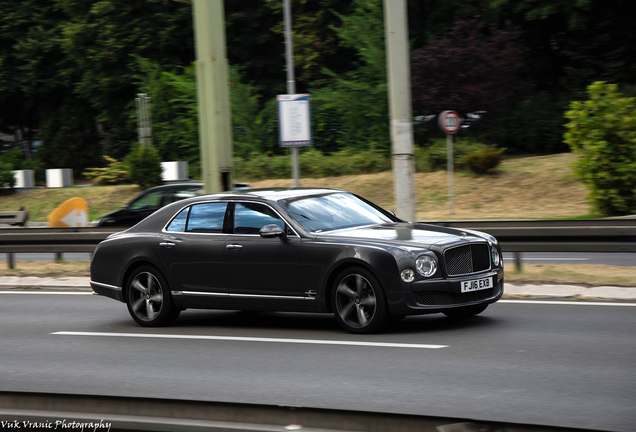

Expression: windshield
xmin=279 ymin=193 xmax=394 ymax=232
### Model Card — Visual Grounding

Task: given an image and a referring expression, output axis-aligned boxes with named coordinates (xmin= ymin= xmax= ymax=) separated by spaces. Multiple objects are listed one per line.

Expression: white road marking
xmin=52 ymin=331 xmax=448 ymax=349
xmin=0 ymin=291 xmax=92 ymax=295
xmin=499 ymin=300 xmax=636 ymax=307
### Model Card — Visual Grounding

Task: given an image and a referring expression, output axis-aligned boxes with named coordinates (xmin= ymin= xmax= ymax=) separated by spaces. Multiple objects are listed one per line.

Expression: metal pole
xmin=8 ymin=253 xmax=14 ymax=270
xmin=193 ymin=0 xmax=234 ymax=194
xmin=283 ymin=0 xmax=300 ymax=187
xmin=447 ymin=133 xmax=454 ymax=215
xmin=384 ymin=0 xmax=415 ymax=222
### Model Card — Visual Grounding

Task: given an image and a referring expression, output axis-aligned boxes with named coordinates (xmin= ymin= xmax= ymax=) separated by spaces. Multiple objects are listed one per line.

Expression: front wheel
xmin=126 ymin=265 xmax=179 ymax=327
xmin=442 ymin=304 xmax=488 ymax=319
xmin=332 ymin=267 xmax=388 ymax=334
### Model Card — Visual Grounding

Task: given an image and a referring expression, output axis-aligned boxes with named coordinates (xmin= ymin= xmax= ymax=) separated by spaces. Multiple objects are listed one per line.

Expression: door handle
xmin=226 ymin=244 xmax=243 ymax=250
xmin=159 ymin=242 xmax=176 ymax=248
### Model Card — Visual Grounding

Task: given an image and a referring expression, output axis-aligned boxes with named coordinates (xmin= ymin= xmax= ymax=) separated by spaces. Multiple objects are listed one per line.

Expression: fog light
xmin=400 ymin=269 xmax=415 ymax=282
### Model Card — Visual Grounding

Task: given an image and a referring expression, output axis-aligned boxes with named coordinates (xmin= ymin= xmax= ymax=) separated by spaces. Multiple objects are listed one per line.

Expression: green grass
xmin=0 ymin=153 xmax=594 ymax=222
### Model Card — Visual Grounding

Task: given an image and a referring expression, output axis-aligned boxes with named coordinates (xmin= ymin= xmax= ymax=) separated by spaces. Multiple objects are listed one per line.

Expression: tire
xmin=126 ymin=265 xmax=180 ymax=327
xmin=442 ymin=304 xmax=488 ymax=319
xmin=332 ymin=267 xmax=389 ymax=334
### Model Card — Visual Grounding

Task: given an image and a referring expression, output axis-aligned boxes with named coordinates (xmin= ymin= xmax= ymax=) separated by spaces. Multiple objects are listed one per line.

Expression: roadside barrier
xmin=0 ymin=220 xmax=635 ymax=270
xmin=0 ymin=390 xmax=593 ymax=432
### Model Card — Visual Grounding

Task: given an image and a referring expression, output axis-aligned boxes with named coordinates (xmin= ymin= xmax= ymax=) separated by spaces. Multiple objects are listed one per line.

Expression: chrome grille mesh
xmin=444 ymin=243 xmax=491 ymax=276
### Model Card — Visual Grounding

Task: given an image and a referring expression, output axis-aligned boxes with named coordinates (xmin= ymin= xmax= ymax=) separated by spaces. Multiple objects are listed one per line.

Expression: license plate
xmin=461 ymin=277 xmax=493 ymax=293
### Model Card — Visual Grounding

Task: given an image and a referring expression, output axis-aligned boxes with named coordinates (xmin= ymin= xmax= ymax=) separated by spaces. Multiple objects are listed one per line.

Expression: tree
xmin=58 ymin=0 xmax=195 ymax=159
xmin=310 ymin=0 xmax=390 ymax=153
xmin=411 ymin=20 xmax=529 ymax=118
xmin=564 ymin=81 xmax=636 ymax=216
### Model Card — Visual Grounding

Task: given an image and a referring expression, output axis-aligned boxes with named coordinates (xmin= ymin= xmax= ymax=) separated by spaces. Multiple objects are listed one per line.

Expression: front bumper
xmin=387 ymin=269 xmax=504 ymax=316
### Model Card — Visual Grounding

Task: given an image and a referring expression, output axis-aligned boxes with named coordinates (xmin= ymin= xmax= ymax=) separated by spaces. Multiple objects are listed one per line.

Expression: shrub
xmin=125 ymin=146 xmax=163 ymax=189
xmin=419 ymin=139 xmax=494 ymax=172
xmin=462 ymin=150 xmax=504 ymax=175
xmin=234 ymin=148 xmax=390 ymax=181
xmin=83 ymin=156 xmax=129 ymax=185
xmin=564 ymin=81 xmax=636 ymax=216
xmin=0 ymin=162 xmax=16 ymax=189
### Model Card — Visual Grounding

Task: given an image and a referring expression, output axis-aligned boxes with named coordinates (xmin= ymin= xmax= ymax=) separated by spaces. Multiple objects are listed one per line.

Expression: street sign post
xmin=438 ymin=111 xmax=461 ymax=215
xmin=277 ymin=94 xmax=312 ymax=148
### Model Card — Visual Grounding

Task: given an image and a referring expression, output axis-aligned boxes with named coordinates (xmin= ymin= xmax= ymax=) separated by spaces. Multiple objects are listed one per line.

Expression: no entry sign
xmin=438 ymin=111 xmax=461 ymax=134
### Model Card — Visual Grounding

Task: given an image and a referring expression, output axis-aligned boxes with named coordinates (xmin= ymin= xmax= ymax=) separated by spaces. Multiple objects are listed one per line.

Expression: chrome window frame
xmin=162 ymin=200 xmax=300 ymax=238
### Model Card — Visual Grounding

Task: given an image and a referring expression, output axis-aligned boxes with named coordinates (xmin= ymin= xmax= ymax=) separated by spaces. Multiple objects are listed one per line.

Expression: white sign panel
xmin=278 ymin=94 xmax=311 ymax=147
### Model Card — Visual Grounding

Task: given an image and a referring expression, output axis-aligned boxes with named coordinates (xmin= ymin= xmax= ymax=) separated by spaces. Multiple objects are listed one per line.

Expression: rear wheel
xmin=332 ymin=267 xmax=388 ymax=334
xmin=126 ymin=266 xmax=180 ymax=327
xmin=443 ymin=304 xmax=488 ymax=319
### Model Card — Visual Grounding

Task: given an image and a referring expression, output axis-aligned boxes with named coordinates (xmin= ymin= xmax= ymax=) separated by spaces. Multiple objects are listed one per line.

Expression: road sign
xmin=278 ymin=94 xmax=312 ymax=147
xmin=438 ymin=110 xmax=461 ymax=134
xmin=48 ymin=198 xmax=88 ymax=228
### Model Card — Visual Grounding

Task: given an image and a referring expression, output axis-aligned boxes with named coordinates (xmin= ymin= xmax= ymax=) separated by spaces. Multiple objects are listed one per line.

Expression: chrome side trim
xmin=180 ymin=291 xmax=313 ymax=301
xmin=90 ymin=280 xmax=122 ymax=292
xmin=171 ymin=291 xmax=184 ymax=296
xmin=230 ymin=293 xmax=306 ymax=300
xmin=182 ymin=291 xmax=228 ymax=297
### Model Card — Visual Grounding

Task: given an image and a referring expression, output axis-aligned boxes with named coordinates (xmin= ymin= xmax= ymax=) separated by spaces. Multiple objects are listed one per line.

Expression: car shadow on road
xmin=164 ymin=309 xmax=500 ymax=335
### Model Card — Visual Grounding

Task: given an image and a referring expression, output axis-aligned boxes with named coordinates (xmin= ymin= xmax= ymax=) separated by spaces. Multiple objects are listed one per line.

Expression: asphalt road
xmin=2 ymin=251 xmax=635 ymax=266
xmin=0 ymin=292 xmax=634 ymax=431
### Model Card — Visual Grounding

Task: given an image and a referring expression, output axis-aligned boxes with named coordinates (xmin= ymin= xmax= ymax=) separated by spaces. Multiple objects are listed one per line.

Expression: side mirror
xmin=260 ymin=224 xmax=285 ymax=239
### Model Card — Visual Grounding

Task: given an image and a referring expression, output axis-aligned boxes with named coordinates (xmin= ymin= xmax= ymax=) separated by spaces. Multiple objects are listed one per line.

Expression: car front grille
xmin=415 ymin=286 xmax=499 ymax=306
xmin=444 ymin=243 xmax=491 ymax=276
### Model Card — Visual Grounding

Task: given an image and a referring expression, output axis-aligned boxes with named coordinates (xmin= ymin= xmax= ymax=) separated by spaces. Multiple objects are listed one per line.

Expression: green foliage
xmin=0 ymin=161 xmax=15 ymax=189
xmin=124 ymin=146 xmax=163 ymax=190
xmin=462 ymin=150 xmax=504 ymax=175
xmin=310 ymin=0 xmax=389 ymax=153
xmin=39 ymin=96 xmax=102 ymax=174
xmin=564 ymin=81 xmax=636 ymax=216
xmin=83 ymin=156 xmax=129 ymax=185
xmin=418 ymin=139 xmax=496 ymax=172
xmin=234 ymin=148 xmax=389 ymax=181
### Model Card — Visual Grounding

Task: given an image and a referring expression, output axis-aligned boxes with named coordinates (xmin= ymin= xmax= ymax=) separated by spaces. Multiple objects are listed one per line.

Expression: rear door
xmin=156 ymin=202 xmax=230 ymax=305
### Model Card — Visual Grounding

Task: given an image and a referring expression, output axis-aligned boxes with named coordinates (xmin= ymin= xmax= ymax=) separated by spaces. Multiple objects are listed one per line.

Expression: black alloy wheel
xmin=442 ymin=304 xmax=488 ymax=319
xmin=332 ymin=267 xmax=388 ymax=334
xmin=126 ymin=265 xmax=180 ymax=327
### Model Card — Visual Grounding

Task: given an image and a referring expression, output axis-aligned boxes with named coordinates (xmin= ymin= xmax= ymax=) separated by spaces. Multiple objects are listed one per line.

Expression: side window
xmin=234 ymin=203 xmax=285 ymax=235
xmin=186 ymin=202 xmax=228 ymax=233
xmin=128 ymin=190 xmax=164 ymax=211
xmin=166 ymin=207 xmax=189 ymax=232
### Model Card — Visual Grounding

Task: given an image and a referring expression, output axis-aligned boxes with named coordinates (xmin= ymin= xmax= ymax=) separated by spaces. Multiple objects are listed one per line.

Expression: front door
xmin=224 ymin=202 xmax=305 ymax=309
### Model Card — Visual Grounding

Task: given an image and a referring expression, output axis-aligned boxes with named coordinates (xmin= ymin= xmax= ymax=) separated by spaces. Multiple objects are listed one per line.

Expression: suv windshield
xmin=279 ymin=193 xmax=394 ymax=233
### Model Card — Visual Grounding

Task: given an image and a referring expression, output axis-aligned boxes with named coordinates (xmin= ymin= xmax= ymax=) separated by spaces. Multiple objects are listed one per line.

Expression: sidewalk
xmin=1 ymin=276 xmax=635 ymax=301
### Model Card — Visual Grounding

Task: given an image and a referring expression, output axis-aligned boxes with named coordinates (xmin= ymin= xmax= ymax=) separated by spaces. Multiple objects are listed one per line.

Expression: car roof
xmin=196 ymin=187 xmax=342 ymax=202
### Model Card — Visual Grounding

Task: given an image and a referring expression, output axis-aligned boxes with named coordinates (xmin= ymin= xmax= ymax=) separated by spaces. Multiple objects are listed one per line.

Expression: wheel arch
xmin=120 ymin=260 xmax=168 ymax=302
xmin=323 ymin=259 xmax=383 ymax=313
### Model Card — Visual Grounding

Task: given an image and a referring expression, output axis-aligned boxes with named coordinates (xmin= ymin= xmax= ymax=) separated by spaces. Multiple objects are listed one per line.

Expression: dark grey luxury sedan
xmin=90 ymin=188 xmax=504 ymax=333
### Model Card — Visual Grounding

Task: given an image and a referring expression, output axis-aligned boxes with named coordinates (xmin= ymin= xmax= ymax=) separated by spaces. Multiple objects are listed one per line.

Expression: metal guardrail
xmin=0 ymin=391 xmax=593 ymax=432
xmin=0 ymin=220 xmax=634 ymax=269
xmin=422 ymin=219 xmax=636 ymax=253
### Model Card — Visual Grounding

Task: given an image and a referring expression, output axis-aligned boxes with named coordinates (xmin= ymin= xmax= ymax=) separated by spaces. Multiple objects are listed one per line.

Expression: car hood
xmin=315 ymin=222 xmax=490 ymax=249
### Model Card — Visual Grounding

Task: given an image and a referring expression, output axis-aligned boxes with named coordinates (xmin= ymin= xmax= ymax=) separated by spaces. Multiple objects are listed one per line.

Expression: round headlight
xmin=400 ymin=269 xmax=415 ymax=282
xmin=416 ymin=255 xmax=437 ymax=277
xmin=491 ymin=244 xmax=500 ymax=267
